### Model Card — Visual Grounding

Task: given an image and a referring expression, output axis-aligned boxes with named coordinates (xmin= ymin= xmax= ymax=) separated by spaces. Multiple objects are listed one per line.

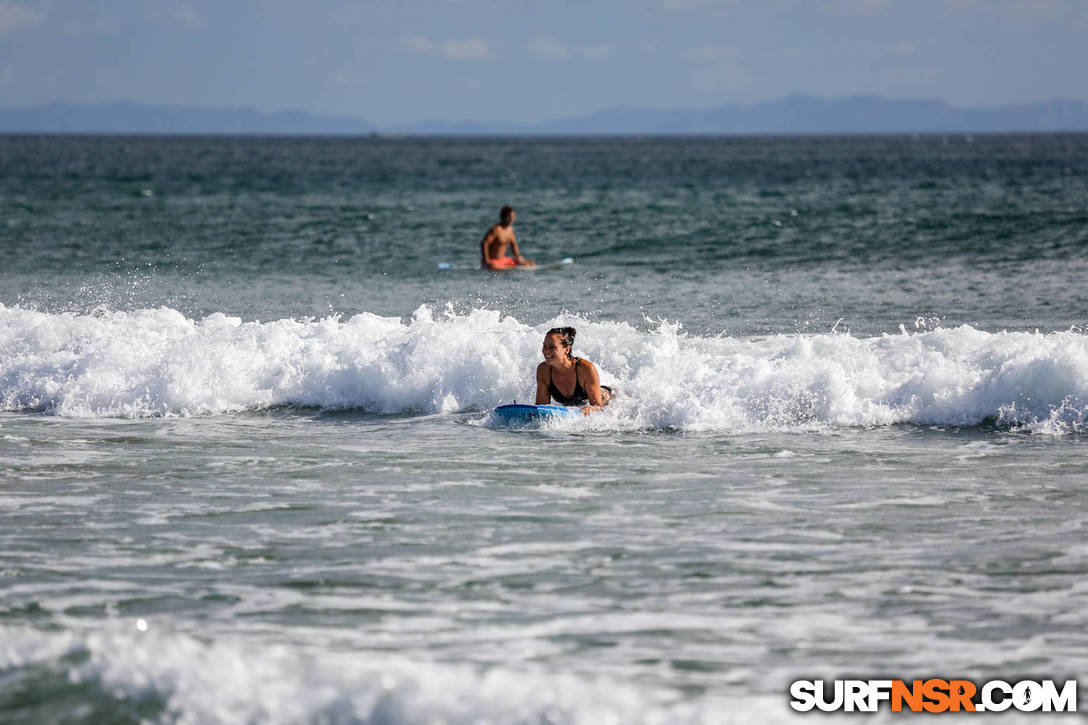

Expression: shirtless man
xmin=480 ymin=206 xmax=534 ymax=270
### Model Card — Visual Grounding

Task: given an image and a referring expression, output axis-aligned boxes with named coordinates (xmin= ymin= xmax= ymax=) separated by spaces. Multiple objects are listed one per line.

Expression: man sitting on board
xmin=480 ymin=205 xmax=534 ymax=270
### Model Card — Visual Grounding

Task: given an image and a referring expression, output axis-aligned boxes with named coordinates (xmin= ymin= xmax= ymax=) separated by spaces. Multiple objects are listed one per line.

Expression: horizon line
xmin=3 ymin=92 xmax=1088 ymax=128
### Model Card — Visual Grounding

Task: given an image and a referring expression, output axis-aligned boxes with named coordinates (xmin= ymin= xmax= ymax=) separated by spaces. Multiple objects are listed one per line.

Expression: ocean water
xmin=1 ymin=134 xmax=1087 ymax=723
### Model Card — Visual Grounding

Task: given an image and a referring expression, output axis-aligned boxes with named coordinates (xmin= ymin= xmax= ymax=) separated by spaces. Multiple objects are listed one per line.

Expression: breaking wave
xmin=2 ymin=303 xmax=1086 ymax=433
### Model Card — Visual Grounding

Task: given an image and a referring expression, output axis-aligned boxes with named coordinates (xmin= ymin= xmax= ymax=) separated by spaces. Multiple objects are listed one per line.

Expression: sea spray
xmin=0 ymin=623 xmax=748 ymax=725
xmin=2 ymin=303 xmax=1087 ymax=433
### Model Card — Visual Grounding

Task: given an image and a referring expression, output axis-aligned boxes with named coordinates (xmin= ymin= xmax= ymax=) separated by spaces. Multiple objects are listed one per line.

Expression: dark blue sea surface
xmin=3 ymin=134 xmax=1086 ymax=332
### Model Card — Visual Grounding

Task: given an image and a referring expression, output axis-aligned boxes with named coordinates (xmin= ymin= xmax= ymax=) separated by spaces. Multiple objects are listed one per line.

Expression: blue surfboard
xmin=490 ymin=404 xmax=580 ymax=425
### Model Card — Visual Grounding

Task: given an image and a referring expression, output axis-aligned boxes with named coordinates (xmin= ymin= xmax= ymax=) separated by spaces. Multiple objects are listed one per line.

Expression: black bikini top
xmin=548 ymin=357 xmax=589 ymax=406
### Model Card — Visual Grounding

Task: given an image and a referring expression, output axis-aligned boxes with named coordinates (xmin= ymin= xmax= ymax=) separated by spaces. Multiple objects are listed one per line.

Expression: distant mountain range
xmin=0 ymin=102 xmax=377 ymax=135
xmin=3 ymin=94 xmax=1088 ymax=135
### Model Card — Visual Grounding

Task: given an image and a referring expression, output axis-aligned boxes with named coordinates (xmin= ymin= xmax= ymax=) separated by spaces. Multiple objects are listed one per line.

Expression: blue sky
xmin=1 ymin=0 xmax=1086 ymax=124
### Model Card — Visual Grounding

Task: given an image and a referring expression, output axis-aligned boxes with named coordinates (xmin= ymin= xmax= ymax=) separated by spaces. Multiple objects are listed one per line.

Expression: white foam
xmin=2 ymin=303 xmax=1087 ymax=433
xmin=0 ymin=622 xmax=781 ymax=725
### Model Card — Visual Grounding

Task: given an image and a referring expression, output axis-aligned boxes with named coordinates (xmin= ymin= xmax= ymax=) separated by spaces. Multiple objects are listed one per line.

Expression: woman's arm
xmin=580 ymin=360 xmax=605 ymax=413
xmin=535 ymin=363 xmax=551 ymax=405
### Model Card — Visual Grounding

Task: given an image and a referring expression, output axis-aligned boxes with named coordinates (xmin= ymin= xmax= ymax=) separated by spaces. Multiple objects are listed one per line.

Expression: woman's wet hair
xmin=547 ymin=327 xmax=576 ymax=349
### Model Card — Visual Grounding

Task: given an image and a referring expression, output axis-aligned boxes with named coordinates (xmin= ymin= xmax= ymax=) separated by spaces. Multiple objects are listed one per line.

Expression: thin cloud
xmin=684 ymin=44 xmax=741 ymax=63
xmin=653 ymin=0 xmax=746 ymax=15
xmin=690 ymin=62 xmax=751 ymax=93
xmin=945 ymin=0 xmax=1080 ymax=17
xmin=528 ymin=36 xmax=569 ymax=61
xmin=168 ymin=4 xmax=202 ymax=29
xmin=442 ymin=37 xmax=491 ymax=61
xmin=400 ymin=34 xmax=492 ymax=61
xmin=0 ymin=2 xmax=42 ymax=34
xmin=820 ymin=0 xmax=891 ymax=16
xmin=578 ymin=43 xmax=615 ymax=60
xmin=528 ymin=37 xmax=614 ymax=61
xmin=60 ymin=14 xmax=119 ymax=38
xmin=146 ymin=4 xmax=202 ymax=30
xmin=329 ymin=69 xmax=369 ymax=89
xmin=401 ymin=35 xmax=435 ymax=54
xmin=683 ymin=42 xmax=749 ymax=92
xmin=636 ymin=38 xmax=664 ymax=56
xmin=881 ymin=64 xmax=941 ymax=89
xmin=1001 ymin=0 xmax=1077 ymax=18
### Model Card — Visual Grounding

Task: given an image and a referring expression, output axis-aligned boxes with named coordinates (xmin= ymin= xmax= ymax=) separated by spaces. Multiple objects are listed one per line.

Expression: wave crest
xmin=2 ymin=303 xmax=1087 ymax=433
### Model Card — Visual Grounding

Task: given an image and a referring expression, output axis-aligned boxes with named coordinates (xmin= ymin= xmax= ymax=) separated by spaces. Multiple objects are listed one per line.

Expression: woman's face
xmin=542 ymin=334 xmax=569 ymax=363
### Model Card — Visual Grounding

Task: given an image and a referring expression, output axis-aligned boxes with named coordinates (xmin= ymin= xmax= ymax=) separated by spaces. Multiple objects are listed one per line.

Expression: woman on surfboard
xmin=536 ymin=327 xmax=612 ymax=414
xmin=480 ymin=206 xmax=534 ymax=270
